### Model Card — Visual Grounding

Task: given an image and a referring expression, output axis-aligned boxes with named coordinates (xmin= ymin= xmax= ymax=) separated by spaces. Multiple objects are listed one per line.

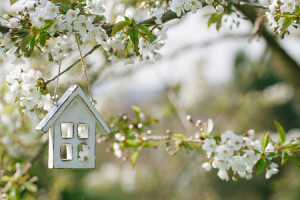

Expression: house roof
xmin=35 ymin=85 xmax=111 ymax=134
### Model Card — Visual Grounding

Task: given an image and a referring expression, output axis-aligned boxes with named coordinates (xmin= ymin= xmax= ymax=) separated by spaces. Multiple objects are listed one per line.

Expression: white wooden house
xmin=36 ymin=85 xmax=110 ymax=169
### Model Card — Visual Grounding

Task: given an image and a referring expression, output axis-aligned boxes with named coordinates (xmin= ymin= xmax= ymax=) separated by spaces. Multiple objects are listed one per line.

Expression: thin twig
xmin=166 ymin=90 xmax=195 ymax=135
xmin=44 ymin=44 xmax=101 ymax=85
xmin=27 ymin=140 xmax=48 ymax=164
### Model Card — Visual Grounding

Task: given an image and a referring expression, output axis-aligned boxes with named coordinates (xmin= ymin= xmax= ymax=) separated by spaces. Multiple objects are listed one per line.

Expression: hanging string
xmin=75 ymin=34 xmax=96 ymax=105
xmin=52 ymin=63 xmax=61 ymax=106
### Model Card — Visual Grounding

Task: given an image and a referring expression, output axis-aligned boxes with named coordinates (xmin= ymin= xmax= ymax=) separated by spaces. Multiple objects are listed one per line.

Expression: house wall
xmin=53 ymin=95 xmax=96 ymax=169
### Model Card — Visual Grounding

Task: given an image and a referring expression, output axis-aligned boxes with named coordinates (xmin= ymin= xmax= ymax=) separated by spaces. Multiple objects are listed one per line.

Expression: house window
xmin=61 ymin=144 xmax=72 ymax=160
xmin=78 ymin=144 xmax=89 ymax=161
xmin=61 ymin=123 xmax=73 ymax=138
xmin=78 ymin=123 xmax=88 ymax=139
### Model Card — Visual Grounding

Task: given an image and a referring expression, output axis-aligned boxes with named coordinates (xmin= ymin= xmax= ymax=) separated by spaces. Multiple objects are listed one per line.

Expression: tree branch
xmin=233 ymin=2 xmax=300 ymax=88
xmin=238 ymin=1 xmax=268 ymax=9
xmin=0 ymin=25 xmax=11 ymax=34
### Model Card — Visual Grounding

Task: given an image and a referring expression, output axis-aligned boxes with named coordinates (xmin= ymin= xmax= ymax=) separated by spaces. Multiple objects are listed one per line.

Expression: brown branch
xmin=0 ymin=25 xmax=11 ymax=34
xmin=232 ymin=2 xmax=300 ymax=88
xmin=238 ymin=1 xmax=268 ymax=9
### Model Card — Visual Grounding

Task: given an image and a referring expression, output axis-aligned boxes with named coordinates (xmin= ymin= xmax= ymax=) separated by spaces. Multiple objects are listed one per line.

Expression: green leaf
xmin=281 ymin=152 xmax=289 ymax=165
xmin=132 ymin=105 xmax=141 ymax=113
xmin=213 ymin=136 xmax=221 ymax=142
xmin=125 ymin=40 xmax=133 ymax=57
xmin=254 ymin=149 xmax=261 ymax=154
xmin=124 ymin=139 xmax=140 ymax=147
xmin=183 ymin=141 xmax=193 ymax=150
xmin=39 ymin=33 xmax=47 ymax=47
xmin=29 ymin=35 xmax=36 ymax=53
xmin=130 ymin=27 xmax=139 ymax=53
xmin=207 ymin=13 xmax=223 ymax=31
xmin=256 ymin=159 xmax=266 ymax=175
xmin=111 ymin=21 xmax=130 ymax=36
xmin=20 ymin=34 xmax=34 ymax=51
xmin=274 ymin=120 xmax=286 ymax=144
xmin=280 ymin=18 xmax=293 ymax=39
xmin=139 ymin=25 xmax=154 ymax=42
xmin=143 ymin=141 xmax=154 ymax=147
xmin=10 ymin=185 xmax=21 ymax=200
xmin=289 ymin=156 xmax=300 ymax=168
xmin=24 ymin=181 xmax=37 ymax=193
xmin=262 ymin=132 xmax=269 ymax=151
xmin=43 ymin=19 xmax=56 ymax=30
xmin=130 ymin=149 xmax=140 ymax=166
xmin=10 ymin=0 xmax=19 ymax=5
xmin=267 ymin=152 xmax=276 ymax=157
xmin=124 ymin=16 xmax=132 ymax=23
xmin=1 ymin=175 xmax=16 ymax=182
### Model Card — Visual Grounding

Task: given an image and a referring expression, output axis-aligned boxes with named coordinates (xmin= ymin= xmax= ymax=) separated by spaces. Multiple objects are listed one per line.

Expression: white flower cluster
xmin=5 ymin=67 xmax=53 ymax=113
xmin=266 ymin=0 xmax=299 ymax=32
xmin=170 ymin=0 xmax=203 ymax=17
xmin=138 ymin=26 xmax=167 ymax=64
xmin=169 ymin=0 xmax=224 ymax=17
xmin=202 ymin=130 xmax=279 ymax=181
xmin=113 ymin=142 xmax=123 ymax=158
xmin=0 ymin=0 xmax=108 ymax=64
xmin=103 ymin=25 xmax=167 ymax=64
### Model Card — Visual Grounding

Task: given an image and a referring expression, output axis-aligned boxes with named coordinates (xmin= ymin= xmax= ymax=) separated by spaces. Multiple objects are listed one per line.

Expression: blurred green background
xmin=1 ymin=0 xmax=300 ymax=199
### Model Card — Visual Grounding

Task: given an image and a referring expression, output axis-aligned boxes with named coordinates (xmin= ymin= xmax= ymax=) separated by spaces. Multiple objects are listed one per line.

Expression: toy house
xmin=36 ymin=85 xmax=110 ymax=169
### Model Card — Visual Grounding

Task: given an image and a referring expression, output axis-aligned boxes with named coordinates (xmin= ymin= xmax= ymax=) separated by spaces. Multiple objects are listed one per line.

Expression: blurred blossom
xmin=120 ymin=164 xmax=136 ymax=192
xmin=263 ymin=82 xmax=294 ymax=105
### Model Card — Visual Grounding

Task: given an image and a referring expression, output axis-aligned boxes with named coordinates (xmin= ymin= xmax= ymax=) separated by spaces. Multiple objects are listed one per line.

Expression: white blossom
xmin=215 ymin=5 xmax=224 ymax=14
xmin=202 ymin=162 xmax=212 ymax=171
xmin=30 ymin=10 xmax=45 ymax=28
xmin=266 ymin=162 xmax=279 ymax=179
xmin=228 ymin=135 xmax=243 ymax=151
xmin=79 ymin=150 xmax=89 ymax=161
xmin=217 ymin=170 xmax=229 ymax=181
xmin=9 ymin=18 xmax=19 ymax=28
xmin=202 ymin=138 xmax=217 ymax=154
xmin=216 ymin=145 xmax=234 ymax=160
xmin=115 ymin=133 xmax=126 ymax=142
xmin=184 ymin=0 xmax=202 ymax=13
xmin=280 ymin=0 xmax=295 ymax=13
xmin=73 ymin=15 xmax=93 ymax=36
xmin=212 ymin=158 xmax=230 ymax=170
xmin=66 ymin=8 xmax=80 ymax=23
xmin=86 ymin=0 xmax=105 ymax=15
xmin=205 ymin=0 xmax=214 ymax=4
xmin=221 ymin=130 xmax=235 ymax=143
xmin=113 ymin=142 xmax=122 ymax=158
xmin=50 ymin=18 xmax=66 ymax=33
xmin=170 ymin=0 xmax=185 ymax=17
xmin=44 ymin=1 xmax=59 ymax=19
xmin=243 ymin=151 xmax=260 ymax=167
xmin=153 ymin=8 xmax=163 ymax=24
xmin=231 ymin=156 xmax=246 ymax=173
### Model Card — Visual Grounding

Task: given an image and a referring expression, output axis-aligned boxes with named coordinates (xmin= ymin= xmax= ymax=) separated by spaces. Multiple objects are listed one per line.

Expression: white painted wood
xmin=53 ymin=96 xmax=96 ymax=168
xmin=48 ymin=127 xmax=54 ymax=169
xmin=36 ymin=85 xmax=108 ymax=169
xmin=35 ymin=85 xmax=110 ymax=134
